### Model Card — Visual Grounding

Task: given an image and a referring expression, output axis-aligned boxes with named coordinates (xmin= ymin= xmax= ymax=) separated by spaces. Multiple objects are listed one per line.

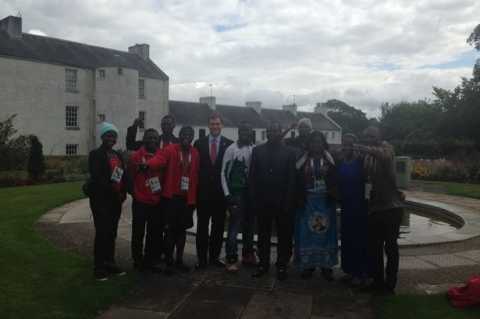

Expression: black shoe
xmin=277 ymin=268 xmax=288 ymax=281
xmin=301 ymin=269 xmax=314 ymax=279
xmin=105 ymin=264 xmax=126 ymax=276
xmin=175 ymin=262 xmax=191 ymax=273
xmin=210 ymin=259 xmax=226 ymax=268
xmin=195 ymin=261 xmax=207 ymax=270
xmin=321 ymin=268 xmax=334 ymax=282
xmin=252 ymin=266 xmax=268 ymax=278
xmin=94 ymin=269 xmax=109 ymax=281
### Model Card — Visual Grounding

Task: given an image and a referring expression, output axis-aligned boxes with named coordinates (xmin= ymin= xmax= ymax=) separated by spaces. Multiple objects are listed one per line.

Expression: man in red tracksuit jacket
xmin=128 ymin=129 xmax=164 ymax=272
xmin=146 ymin=126 xmax=199 ymax=274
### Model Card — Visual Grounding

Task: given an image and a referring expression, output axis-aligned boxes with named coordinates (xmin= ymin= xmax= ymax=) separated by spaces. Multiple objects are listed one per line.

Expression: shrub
xmin=27 ymin=135 xmax=45 ymax=180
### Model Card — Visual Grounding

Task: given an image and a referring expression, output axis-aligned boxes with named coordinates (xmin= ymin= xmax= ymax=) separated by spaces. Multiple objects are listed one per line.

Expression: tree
xmin=27 ymin=135 xmax=45 ymax=180
xmin=0 ymin=115 xmax=29 ymax=171
xmin=467 ymin=24 xmax=480 ymax=50
xmin=323 ymin=99 xmax=371 ymax=135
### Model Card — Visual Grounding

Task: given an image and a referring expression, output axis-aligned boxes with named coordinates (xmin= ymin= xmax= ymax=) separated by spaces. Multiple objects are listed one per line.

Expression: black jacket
xmin=248 ymin=142 xmax=296 ymax=213
xmin=88 ymin=145 xmax=127 ymax=201
xmin=294 ymin=153 xmax=337 ymax=210
xmin=194 ymin=135 xmax=233 ymax=202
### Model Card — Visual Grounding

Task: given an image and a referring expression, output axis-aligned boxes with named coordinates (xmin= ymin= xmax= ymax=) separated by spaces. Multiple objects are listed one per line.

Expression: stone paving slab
xmin=97 ymin=306 xmax=167 ymax=319
xmin=241 ymin=291 xmax=312 ymax=319
xmin=455 ymin=249 xmax=480 ymax=262
xmin=418 ymin=254 xmax=477 ymax=267
xmin=311 ymin=295 xmax=373 ymax=319
xmin=399 ymin=256 xmax=437 ymax=270
xmin=170 ymin=285 xmax=253 ymax=319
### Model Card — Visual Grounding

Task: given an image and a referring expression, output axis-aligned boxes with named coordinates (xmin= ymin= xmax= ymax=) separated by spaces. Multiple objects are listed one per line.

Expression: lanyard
xmin=179 ymin=149 xmax=192 ymax=174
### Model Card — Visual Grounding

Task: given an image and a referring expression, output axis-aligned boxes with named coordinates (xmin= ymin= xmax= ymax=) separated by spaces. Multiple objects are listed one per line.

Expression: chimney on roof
xmin=282 ymin=103 xmax=297 ymax=116
xmin=128 ymin=43 xmax=150 ymax=60
xmin=314 ymin=102 xmax=328 ymax=115
xmin=200 ymin=96 xmax=216 ymax=110
xmin=0 ymin=15 xmax=22 ymax=38
xmin=246 ymin=101 xmax=262 ymax=114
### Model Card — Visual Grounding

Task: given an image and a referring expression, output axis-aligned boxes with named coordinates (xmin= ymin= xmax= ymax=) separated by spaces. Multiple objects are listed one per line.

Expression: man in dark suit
xmin=249 ymin=121 xmax=297 ymax=280
xmin=194 ymin=112 xmax=233 ymax=269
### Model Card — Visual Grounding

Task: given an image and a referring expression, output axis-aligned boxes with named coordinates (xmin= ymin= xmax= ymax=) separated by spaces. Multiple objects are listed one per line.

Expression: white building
xmin=0 ymin=15 xmax=169 ymax=155
xmin=169 ymin=97 xmax=342 ymax=145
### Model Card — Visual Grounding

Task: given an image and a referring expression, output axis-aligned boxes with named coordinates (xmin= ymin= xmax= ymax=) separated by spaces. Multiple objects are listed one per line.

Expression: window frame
xmin=66 ymin=144 xmax=79 ymax=156
xmin=138 ymin=78 xmax=145 ymax=99
xmin=65 ymin=105 xmax=79 ymax=130
xmin=65 ymin=68 xmax=78 ymax=93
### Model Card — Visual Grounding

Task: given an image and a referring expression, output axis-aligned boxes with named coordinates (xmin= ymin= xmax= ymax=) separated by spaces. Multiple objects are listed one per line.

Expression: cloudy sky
xmin=2 ymin=0 xmax=479 ymax=116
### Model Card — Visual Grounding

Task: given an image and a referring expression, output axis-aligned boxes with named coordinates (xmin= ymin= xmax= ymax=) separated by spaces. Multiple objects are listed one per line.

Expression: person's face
xmin=180 ymin=129 xmax=194 ymax=148
xmin=238 ymin=125 xmax=252 ymax=145
xmin=101 ymin=131 xmax=117 ymax=149
xmin=363 ymin=128 xmax=380 ymax=146
xmin=266 ymin=124 xmax=282 ymax=143
xmin=208 ymin=117 xmax=223 ymax=137
xmin=309 ymin=135 xmax=325 ymax=156
xmin=143 ymin=131 xmax=160 ymax=152
xmin=298 ymin=123 xmax=311 ymax=138
xmin=161 ymin=117 xmax=175 ymax=135
xmin=342 ymin=136 xmax=355 ymax=156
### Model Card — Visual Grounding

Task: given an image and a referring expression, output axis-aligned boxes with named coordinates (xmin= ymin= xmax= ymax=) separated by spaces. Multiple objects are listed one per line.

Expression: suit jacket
xmin=248 ymin=142 xmax=296 ymax=213
xmin=88 ymin=145 xmax=127 ymax=202
xmin=194 ymin=135 xmax=233 ymax=202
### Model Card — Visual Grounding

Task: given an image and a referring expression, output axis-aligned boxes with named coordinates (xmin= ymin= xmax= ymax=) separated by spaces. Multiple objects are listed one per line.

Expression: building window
xmin=138 ymin=111 xmax=145 ymax=129
xmin=331 ymin=132 xmax=335 ymax=140
xmin=66 ymin=144 xmax=78 ymax=156
xmin=138 ymin=79 xmax=145 ymax=99
xmin=199 ymin=128 xmax=206 ymax=139
xmin=117 ymin=67 xmax=123 ymax=75
xmin=261 ymin=130 xmax=266 ymax=141
xmin=65 ymin=105 xmax=79 ymax=129
xmin=252 ymin=130 xmax=257 ymax=144
xmin=65 ymin=68 xmax=78 ymax=92
xmin=290 ymin=131 xmax=296 ymax=138
xmin=98 ymin=69 xmax=106 ymax=79
xmin=97 ymin=113 xmax=106 ymax=123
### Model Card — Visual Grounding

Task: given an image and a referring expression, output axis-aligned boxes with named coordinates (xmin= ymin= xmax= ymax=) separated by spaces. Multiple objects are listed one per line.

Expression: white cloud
xmin=27 ymin=29 xmax=47 ymax=36
xmin=2 ymin=0 xmax=479 ymax=117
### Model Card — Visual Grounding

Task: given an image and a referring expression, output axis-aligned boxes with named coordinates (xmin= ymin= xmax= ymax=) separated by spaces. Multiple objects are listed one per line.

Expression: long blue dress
xmin=294 ymin=161 xmax=338 ymax=270
xmin=337 ymin=158 xmax=368 ymax=277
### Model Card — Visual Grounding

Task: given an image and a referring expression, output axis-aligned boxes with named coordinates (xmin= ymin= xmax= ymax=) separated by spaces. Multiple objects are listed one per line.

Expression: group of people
xmin=86 ymin=111 xmax=405 ymax=295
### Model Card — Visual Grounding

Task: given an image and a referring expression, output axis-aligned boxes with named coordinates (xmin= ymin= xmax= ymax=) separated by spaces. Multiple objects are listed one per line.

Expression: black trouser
xmin=90 ymin=197 xmax=122 ymax=271
xmin=165 ymin=196 xmax=193 ymax=264
xmin=368 ymin=207 xmax=403 ymax=290
xmin=131 ymin=200 xmax=163 ymax=266
xmin=256 ymin=205 xmax=294 ymax=269
xmin=196 ymin=199 xmax=227 ymax=263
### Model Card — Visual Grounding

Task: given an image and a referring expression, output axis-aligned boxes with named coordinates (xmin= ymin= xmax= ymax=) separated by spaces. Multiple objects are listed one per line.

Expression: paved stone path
xmin=36 ymin=192 xmax=480 ymax=319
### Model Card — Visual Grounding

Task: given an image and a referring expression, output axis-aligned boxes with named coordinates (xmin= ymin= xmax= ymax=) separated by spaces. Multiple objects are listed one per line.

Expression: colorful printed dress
xmin=294 ymin=153 xmax=338 ymax=270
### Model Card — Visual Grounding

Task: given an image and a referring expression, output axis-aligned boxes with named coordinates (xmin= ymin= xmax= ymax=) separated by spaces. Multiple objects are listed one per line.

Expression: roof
xmin=169 ymin=100 xmax=342 ymax=131
xmin=297 ymin=111 xmax=341 ymax=131
xmin=0 ymin=31 xmax=168 ymax=80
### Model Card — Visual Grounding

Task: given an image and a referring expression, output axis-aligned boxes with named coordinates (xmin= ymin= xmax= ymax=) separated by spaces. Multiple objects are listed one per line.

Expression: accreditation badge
xmin=148 ymin=177 xmax=161 ymax=193
xmin=180 ymin=176 xmax=189 ymax=191
xmin=111 ymin=167 xmax=124 ymax=183
xmin=365 ymin=183 xmax=372 ymax=200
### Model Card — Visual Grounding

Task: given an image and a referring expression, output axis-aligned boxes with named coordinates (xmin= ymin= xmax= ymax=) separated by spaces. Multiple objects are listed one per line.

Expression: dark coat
xmin=194 ymin=135 xmax=233 ymax=202
xmin=88 ymin=145 xmax=127 ymax=202
xmin=248 ymin=142 xmax=297 ymax=213
xmin=294 ymin=153 xmax=337 ymax=210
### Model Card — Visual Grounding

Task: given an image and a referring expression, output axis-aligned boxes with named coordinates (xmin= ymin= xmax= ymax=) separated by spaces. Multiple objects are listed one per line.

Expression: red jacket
xmin=148 ymin=144 xmax=199 ymax=206
xmin=128 ymin=147 xmax=164 ymax=205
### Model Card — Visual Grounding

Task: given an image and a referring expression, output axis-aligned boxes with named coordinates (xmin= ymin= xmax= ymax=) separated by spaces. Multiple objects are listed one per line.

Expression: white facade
xmin=0 ymin=58 xmax=168 ymax=155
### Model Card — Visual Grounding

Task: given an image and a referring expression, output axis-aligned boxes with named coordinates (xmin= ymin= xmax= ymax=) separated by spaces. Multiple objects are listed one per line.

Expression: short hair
xmin=298 ymin=118 xmax=313 ymax=129
xmin=208 ymin=112 xmax=223 ymax=124
xmin=238 ymin=120 xmax=252 ymax=130
xmin=143 ymin=128 xmax=159 ymax=140
xmin=161 ymin=114 xmax=176 ymax=124
xmin=179 ymin=126 xmax=194 ymax=135
xmin=343 ymin=133 xmax=357 ymax=142
xmin=307 ymin=130 xmax=329 ymax=150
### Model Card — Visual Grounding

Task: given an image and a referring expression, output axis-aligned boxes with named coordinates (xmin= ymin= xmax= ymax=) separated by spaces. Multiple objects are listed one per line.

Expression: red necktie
xmin=210 ymin=139 xmax=217 ymax=164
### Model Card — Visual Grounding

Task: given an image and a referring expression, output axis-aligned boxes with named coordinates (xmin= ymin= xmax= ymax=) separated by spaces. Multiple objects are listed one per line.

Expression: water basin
xmin=400 ymin=209 xmax=459 ymax=241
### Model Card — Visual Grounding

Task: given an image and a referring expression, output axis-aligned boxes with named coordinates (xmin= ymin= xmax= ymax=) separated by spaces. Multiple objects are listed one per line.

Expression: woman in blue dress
xmin=337 ymin=133 xmax=369 ymax=286
xmin=294 ymin=131 xmax=338 ymax=280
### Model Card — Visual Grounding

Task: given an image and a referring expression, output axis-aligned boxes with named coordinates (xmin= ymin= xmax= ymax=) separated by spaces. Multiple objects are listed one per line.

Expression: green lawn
xmin=412 ymin=180 xmax=480 ymax=200
xmin=377 ymin=294 xmax=480 ymax=319
xmin=0 ymin=182 xmax=134 ymax=319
